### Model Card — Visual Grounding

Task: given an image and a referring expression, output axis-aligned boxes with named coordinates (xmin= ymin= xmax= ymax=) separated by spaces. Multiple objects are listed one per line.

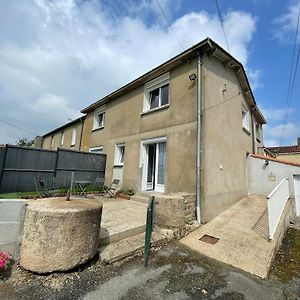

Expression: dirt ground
xmin=1 ymin=230 xmax=300 ymax=300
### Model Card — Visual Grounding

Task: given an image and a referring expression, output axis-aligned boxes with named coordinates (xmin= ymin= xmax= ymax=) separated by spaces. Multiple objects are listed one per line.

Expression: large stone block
xmin=20 ymin=198 xmax=102 ymax=273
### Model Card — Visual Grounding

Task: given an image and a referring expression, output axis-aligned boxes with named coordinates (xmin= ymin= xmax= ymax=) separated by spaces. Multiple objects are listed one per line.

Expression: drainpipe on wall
xmin=79 ymin=117 xmax=85 ymax=151
xmin=196 ymin=51 xmax=202 ymax=224
xmin=250 ymin=109 xmax=256 ymax=154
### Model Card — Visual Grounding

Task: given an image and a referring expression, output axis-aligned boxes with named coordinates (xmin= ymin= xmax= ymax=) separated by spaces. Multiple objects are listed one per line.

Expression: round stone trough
xmin=20 ymin=198 xmax=102 ymax=273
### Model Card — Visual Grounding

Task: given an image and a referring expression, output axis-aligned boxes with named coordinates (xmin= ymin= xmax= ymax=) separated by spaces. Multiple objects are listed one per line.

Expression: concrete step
xmin=130 ymin=195 xmax=149 ymax=204
xmin=99 ymin=224 xmax=146 ymax=246
xmin=99 ymin=231 xmax=166 ymax=263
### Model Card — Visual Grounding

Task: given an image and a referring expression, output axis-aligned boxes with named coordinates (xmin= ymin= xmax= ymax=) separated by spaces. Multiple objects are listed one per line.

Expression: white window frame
xmin=50 ymin=135 xmax=54 ymax=148
xmin=140 ymin=136 xmax=167 ymax=193
xmin=242 ymin=107 xmax=250 ymax=132
xmin=114 ymin=143 xmax=125 ymax=166
xmin=71 ymin=127 xmax=76 ymax=146
xmin=143 ymin=73 xmax=169 ymax=112
xmin=255 ymin=120 xmax=261 ymax=142
xmin=93 ymin=106 xmax=106 ymax=130
xmin=61 ymin=131 xmax=64 ymax=145
xmin=89 ymin=146 xmax=103 ymax=154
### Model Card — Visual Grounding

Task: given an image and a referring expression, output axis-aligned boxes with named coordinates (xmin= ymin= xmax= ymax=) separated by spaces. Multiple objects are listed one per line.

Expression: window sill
xmin=242 ymin=127 xmax=251 ymax=136
xmin=113 ymin=164 xmax=124 ymax=168
xmin=92 ymin=126 xmax=104 ymax=132
xmin=141 ymin=104 xmax=169 ymax=117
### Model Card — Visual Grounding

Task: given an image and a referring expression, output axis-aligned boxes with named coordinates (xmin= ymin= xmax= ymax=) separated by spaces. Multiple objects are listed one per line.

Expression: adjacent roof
xmin=43 ymin=116 xmax=85 ymax=138
xmin=251 ymin=154 xmax=300 ymax=168
xmin=80 ymin=37 xmax=266 ymax=125
xmin=266 ymin=145 xmax=300 ymax=155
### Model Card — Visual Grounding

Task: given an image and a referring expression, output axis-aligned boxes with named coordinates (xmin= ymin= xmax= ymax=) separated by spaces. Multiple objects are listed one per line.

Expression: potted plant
xmin=117 ymin=188 xmax=135 ymax=200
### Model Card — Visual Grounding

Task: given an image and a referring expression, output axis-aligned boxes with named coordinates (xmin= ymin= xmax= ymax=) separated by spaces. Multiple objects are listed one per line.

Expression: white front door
xmin=141 ymin=138 xmax=166 ymax=192
xmin=294 ymin=175 xmax=300 ymax=216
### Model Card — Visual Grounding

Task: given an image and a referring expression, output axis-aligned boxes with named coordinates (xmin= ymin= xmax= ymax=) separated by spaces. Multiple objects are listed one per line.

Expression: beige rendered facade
xmin=42 ymin=117 xmax=85 ymax=151
xmin=41 ymin=38 xmax=266 ymax=222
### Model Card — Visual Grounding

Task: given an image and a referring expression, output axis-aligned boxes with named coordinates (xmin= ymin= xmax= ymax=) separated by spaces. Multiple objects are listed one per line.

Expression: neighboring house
xmin=42 ymin=116 xmax=85 ymax=151
xmin=40 ymin=38 xmax=266 ymax=222
xmin=267 ymin=138 xmax=300 ymax=164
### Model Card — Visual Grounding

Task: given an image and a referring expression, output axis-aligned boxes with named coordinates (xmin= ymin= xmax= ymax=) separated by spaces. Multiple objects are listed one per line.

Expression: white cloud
xmin=0 ymin=0 xmax=258 ymax=143
xmin=259 ymin=106 xmax=294 ymax=122
xmin=273 ymin=0 xmax=300 ymax=43
xmin=248 ymin=68 xmax=263 ymax=90
xmin=264 ymin=122 xmax=300 ymax=146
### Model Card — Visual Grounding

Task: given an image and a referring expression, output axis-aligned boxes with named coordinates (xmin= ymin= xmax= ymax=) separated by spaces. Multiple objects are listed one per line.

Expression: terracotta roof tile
xmin=251 ymin=154 xmax=300 ymax=168
xmin=266 ymin=145 xmax=300 ymax=154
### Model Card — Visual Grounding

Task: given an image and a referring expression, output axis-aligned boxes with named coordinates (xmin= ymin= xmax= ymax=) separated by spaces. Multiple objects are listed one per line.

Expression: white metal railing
xmin=267 ymin=178 xmax=290 ymax=240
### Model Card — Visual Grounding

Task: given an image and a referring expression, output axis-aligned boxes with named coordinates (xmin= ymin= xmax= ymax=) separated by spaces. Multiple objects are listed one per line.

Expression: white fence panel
xmin=267 ymin=179 xmax=289 ymax=240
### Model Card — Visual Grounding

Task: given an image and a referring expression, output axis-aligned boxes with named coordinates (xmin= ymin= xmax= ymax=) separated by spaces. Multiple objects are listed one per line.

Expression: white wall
xmin=247 ymin=156 xmax=300 ymax=197
xmin=0 ymin=199 xmax=27 ymax=259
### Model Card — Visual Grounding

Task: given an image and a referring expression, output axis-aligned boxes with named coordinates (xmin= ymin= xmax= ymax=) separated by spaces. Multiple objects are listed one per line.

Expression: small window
xmin=50 ymin=135 xmax=54 ymax=148
xmin=61 ymin=131 xmax=64 ymax=145
xmin=71 ymin=127 xmax=76 ymax=146
xmin=93 ymin=106 xmax=106 ymax=130
xmin=242 ymin=109 xmax=250 ymax=132
xmin=115 ymin=144 xmax=125 ymax=165
xmin=89 ymin=147 xmax=103 ymax=154
xmin=255 ymin=121 xmax=261 ymax=141
xmin=144 ymin=73 xmax=169 ymax=112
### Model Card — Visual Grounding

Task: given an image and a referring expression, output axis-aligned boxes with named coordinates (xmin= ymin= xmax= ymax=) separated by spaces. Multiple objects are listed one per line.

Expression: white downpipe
xmin=196 ymin=52 xmax=202 ymax=224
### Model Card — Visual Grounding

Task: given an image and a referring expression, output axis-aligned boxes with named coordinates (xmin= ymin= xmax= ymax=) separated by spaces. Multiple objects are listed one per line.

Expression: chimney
xmin=298 ymin=137 xmax=300 ymax=146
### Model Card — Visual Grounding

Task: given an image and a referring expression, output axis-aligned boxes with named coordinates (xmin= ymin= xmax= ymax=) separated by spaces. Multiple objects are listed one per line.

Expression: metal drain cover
xmin=199 ymin=234 xmax=219 ymax=245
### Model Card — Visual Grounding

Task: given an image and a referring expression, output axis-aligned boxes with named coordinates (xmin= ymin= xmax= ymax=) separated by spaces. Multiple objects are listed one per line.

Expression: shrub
xmin=118 ymin=188 xmax=135 ymax=196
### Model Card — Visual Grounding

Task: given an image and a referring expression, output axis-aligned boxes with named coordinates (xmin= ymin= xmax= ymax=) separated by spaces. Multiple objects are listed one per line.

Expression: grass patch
xmin=0 ymin=191 xmax=40 ymax=199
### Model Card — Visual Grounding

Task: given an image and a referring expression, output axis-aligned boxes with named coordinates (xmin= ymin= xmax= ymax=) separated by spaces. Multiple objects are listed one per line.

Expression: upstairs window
xmin=89 ymin=146 xmax=103 ymax=154
xmin=93 ymin=106 xmax=106 ymax=130
xmin=255 ymin=121 xmax=261 ymax=141
xmin=115 ymin=144 xmax=125 ymax=166
xmin=144 ymin=73 xmax=169 ymax=112
xmin=61 ymin=131 xmax=64 ymax=145
xmin=71 ymin=127 xmax=76 ymax=146
xmin=50 ymin=135 xmax=54 ymax=148
xmin=242 ymin=108 xmax=250 ymax=132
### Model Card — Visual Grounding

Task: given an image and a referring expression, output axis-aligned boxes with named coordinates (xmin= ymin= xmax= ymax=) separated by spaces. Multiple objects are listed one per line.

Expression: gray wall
xmin=0 ymin=200 xmax=27 ymax=259
xmin=247 ymin=156 xmax=300 ymax=197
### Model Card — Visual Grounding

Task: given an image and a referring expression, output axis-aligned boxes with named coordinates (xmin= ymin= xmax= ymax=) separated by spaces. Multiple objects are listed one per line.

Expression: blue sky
xmin=0 ymin=0 xmax=299 ymax=146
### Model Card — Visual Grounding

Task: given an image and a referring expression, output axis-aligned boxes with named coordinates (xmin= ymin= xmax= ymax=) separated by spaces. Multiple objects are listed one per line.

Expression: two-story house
xmin=40 ymin=38 xmax=266 ymax=222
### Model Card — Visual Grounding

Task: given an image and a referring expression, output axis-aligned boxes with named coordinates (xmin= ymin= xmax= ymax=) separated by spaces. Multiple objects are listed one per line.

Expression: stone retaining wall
xmin=154 ymin=193 xmax=196 ymax=228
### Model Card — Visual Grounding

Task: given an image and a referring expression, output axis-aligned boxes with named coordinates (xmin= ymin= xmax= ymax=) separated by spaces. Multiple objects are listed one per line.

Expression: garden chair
xmin=93 ymin=177 xmax=105 ymax=192
xmin=104 ymin=179 xmax=120 ymax=197
xmin=34 ymin=177 xmax=60 ymax=198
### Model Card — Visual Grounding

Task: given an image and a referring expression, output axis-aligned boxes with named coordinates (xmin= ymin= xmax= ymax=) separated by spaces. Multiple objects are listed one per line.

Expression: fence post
xmin=0 ymin=145 xmax=8 ymax=193
xmin=70 ymin=171 xmax=74 ymax=195
xmin=54 ymin=147 xmax=60 ymax=178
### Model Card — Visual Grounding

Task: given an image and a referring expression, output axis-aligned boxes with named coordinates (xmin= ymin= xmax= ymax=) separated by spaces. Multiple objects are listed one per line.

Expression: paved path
xmin=180 ymin=195 xmax=281 ymax=278
xmin=97 ymin=197 xmax=147 ymax=245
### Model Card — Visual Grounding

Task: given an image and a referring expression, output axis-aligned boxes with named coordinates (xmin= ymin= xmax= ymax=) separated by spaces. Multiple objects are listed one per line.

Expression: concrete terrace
xmin=180 ymin=195 xmax=287 ymax=278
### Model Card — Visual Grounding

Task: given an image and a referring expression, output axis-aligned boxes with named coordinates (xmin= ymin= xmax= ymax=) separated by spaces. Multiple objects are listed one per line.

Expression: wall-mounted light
xmin=189 ymin=73 xmax=197 ymax=81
